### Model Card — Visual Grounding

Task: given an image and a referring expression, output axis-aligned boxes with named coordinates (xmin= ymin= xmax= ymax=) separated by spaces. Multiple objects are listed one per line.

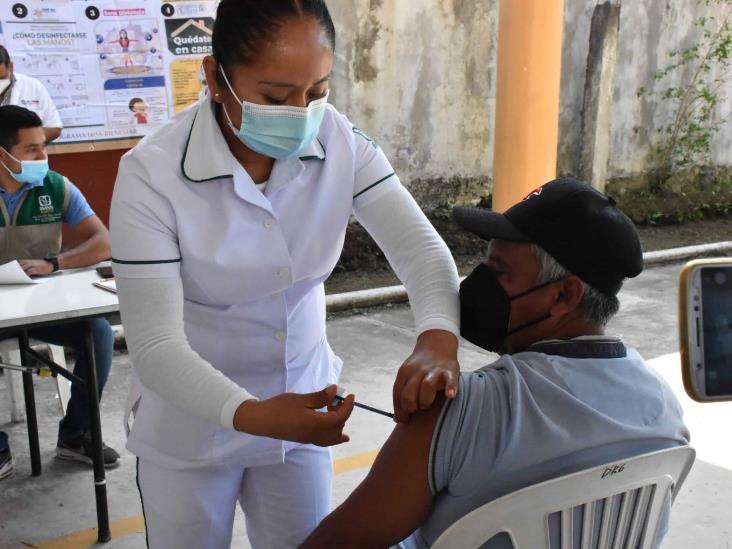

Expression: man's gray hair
xmin=531 ymin=244 xmax=620 ymax=327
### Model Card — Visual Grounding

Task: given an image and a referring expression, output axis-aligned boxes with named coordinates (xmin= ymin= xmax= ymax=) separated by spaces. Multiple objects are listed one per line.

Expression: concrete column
xmin=579 ymin=2 xmax=621 ymax=193
xmin=492 ymin=0 xmax=565 ymax=212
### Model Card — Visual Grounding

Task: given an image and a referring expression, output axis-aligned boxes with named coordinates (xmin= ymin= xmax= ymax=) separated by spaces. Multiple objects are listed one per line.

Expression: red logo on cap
xmin=523 ymin=187 xmax=543 ymax=200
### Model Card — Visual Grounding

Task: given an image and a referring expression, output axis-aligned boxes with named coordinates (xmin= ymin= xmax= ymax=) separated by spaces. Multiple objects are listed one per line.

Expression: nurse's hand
xmin=233 ymin=385 xmax=356 ymax=447
xmin=393 ymin=329 xmax=459 ymax=423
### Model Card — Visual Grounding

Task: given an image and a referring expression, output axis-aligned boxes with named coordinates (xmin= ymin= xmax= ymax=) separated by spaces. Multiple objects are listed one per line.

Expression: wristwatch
xmin=43 ymin=254 xmax=60 ymax=272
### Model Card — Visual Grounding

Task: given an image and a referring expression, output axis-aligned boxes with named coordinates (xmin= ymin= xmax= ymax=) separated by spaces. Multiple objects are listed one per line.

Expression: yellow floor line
xmin=333 ymin=449 xmax=379 ymax=475
xmin=26 ymin=516 xmax=146 ymax=549
xmin=20 ymin=449 xmax=380 ymax=549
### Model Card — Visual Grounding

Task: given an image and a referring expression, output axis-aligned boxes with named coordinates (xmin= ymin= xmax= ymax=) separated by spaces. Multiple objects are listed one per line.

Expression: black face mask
xmin=459 ymin=263 xmax=555 ymax=353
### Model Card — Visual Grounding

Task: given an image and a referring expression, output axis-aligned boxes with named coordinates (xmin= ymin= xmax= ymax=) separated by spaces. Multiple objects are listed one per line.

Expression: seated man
xmin=302 ymin=178 xmax=690 ymax=548
xmin=0 ymin=105 xmax=119 ymax=477
xmin=0 ymin=46 xmax=63 ymax=143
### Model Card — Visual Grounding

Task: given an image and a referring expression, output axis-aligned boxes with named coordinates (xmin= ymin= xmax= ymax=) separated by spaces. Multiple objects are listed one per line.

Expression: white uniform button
xmin=264 ymin=219 xmax=276 ymax=230
xmin=275 ymin=331 xmax=286 ymax=342
xmin=278 ymin=267 xmax=290 ymax=279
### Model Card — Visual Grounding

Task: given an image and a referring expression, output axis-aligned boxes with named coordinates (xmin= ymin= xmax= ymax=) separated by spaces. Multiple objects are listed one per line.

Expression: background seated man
xmin=0 ymin=46 xmax=63 ymax=143
xmin=0 ymin=105 xmax=118 ymax=478
xmin=302 ymin=178 xmax=690 ymax=549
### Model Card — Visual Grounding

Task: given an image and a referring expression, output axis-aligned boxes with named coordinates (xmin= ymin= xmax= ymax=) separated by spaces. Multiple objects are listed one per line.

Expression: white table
xmin=0 ymin=267 xmax=118 ymax=330
xmin=0 ymin=266 xmax=118 ymax=543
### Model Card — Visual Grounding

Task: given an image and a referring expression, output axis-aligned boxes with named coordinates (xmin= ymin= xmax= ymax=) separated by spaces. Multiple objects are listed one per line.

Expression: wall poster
xmin=0 ymin=0 xmax=215 ymax=143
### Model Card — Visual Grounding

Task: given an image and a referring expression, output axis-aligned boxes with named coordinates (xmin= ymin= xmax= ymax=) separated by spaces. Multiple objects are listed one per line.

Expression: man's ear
xmin=549 ymin=276 xmax=585 ymax=317
xmin=0 ymin=142 xmax=21 ymax=171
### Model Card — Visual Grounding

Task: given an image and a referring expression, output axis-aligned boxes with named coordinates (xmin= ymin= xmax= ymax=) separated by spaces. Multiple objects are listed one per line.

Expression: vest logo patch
xmin=38 ymin=195 xmax=53 ymax=213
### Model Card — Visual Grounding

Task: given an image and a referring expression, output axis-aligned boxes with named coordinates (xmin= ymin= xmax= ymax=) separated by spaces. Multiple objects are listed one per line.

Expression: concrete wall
xmin=559 ymin=0 xmax=732 ymax=182
xmin=327 ymin=0 xmax=732 ymax=209
xmin=328 ymin=0 xmax=498 ymax=209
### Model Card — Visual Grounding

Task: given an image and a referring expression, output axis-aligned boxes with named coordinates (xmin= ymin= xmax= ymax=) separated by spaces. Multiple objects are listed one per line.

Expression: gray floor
xmin=1 ymin=261 xmax=731 ymax=548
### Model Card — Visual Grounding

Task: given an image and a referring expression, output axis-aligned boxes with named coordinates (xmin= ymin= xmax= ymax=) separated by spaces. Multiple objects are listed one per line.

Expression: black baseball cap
xmin=453 ymin=178 xmax=643 ymax=296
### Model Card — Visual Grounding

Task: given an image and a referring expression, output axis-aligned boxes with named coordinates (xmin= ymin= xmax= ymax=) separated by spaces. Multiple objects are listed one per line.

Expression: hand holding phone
xmin=679 ymin=259 xmax=732 ymax=402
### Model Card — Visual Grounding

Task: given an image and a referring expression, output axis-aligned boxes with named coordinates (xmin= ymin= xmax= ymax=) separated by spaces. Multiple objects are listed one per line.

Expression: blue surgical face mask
xmin=0 ymin=147 xmax=49 ymax=184
xmin=219 ymin=67 xmax=329 ymax=160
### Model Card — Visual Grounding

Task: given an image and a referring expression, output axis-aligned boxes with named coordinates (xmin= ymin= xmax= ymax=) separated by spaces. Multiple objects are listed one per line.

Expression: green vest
xmin=0 ymin=170 xmax=69 ymax=264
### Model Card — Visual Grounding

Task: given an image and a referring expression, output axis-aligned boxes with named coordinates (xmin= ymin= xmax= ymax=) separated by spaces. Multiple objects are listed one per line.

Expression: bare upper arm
xmin=301 ymin=396 xmax=445 ymax=549
xmin=71 ymin=215 xmax=109 ymax=242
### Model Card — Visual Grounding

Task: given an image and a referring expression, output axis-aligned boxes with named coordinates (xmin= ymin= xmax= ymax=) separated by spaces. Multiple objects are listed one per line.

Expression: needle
xmin=332 ymin=394 xmax=394 ymax=419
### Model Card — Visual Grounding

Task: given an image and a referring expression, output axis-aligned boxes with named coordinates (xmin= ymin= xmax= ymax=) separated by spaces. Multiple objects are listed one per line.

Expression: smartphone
xmin=679 ymin=259 xmax=732 ymax=402
xmin=96 ymin=266 xmax=113 ymax=279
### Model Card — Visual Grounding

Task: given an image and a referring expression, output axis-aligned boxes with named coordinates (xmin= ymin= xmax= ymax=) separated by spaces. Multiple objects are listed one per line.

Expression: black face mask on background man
xmin=459 ymin=263 xmax=556 ymax=353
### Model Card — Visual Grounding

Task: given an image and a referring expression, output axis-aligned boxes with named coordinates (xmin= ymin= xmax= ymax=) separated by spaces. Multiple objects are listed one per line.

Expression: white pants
xmin=136 ymin=445 xmax=332 ymax=549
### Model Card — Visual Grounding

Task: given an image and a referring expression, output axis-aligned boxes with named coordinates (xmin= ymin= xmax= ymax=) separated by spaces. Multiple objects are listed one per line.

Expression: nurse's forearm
xmin=116 ymin=277 xmax=356 ymax=445
xmin=354 ymin=185 xmax=460 ymax=336
xmin=232 ymin=389 xmax=355 ymax=447
xmin=116 ymin=276 xmax=256 ymax=428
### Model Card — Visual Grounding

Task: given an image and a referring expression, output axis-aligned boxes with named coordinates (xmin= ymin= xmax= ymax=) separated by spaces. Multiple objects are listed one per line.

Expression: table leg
xmin=82 ymin=322 xmax=111 ymax=543
xmin=19 ymin=331 xmax=41 ymax=476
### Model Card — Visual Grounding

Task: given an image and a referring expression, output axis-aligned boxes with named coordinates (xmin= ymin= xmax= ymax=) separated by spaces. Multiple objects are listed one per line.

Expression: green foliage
xmin=611 ymin=166 xmax=732 ymax=225
xmin=638 ymin=0 xmax=732 ymax=179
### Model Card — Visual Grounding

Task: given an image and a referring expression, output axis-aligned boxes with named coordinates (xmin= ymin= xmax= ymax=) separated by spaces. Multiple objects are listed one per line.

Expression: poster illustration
xmin=0 ymin=0 xmax=216 ymax=144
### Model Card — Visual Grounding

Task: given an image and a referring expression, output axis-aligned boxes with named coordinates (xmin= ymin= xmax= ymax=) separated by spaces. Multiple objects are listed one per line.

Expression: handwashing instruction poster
xmin=0 ymin=0 xmax=216 ymax=143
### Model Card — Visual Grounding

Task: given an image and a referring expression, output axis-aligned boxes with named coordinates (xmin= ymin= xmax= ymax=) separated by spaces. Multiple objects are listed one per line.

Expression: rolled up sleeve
xmin=110 ymin=153 xmax=181 ymax=279
xmin=429 ymin=367 xmax=509 ymax=495
xmin=351 ymin=125 xmax=401 ymax=209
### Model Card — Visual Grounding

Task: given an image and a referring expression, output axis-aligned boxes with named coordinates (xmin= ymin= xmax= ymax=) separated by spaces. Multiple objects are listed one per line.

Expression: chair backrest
xmin=431 ymin=446 xmax=695 ymax=549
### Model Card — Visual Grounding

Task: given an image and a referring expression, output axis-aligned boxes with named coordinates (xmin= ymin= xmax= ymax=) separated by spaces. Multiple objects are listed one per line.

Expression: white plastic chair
xmin=432 ymin=446 xmax=695 ymax=549
xmin=1 ymin=339 xmax=71 ymax=421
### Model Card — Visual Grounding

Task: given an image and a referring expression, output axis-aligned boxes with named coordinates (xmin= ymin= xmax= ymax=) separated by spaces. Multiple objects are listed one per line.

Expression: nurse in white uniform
xmin=110 ymin=1 xmax=461 ymax=547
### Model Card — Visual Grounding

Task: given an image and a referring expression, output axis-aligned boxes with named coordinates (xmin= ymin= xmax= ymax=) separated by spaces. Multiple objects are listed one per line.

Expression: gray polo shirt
xmin=399 ymin=337 xmax=690 ymax=548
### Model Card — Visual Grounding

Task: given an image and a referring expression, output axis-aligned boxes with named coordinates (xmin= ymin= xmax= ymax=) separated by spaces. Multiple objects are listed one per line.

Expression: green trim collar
xmin=181 ymin=98 xmax=236 ymax=184
xmin=298 ymin=138 xmax=326 ymax=161
xmin=181 ymin=98 xmax=327 ymax=182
